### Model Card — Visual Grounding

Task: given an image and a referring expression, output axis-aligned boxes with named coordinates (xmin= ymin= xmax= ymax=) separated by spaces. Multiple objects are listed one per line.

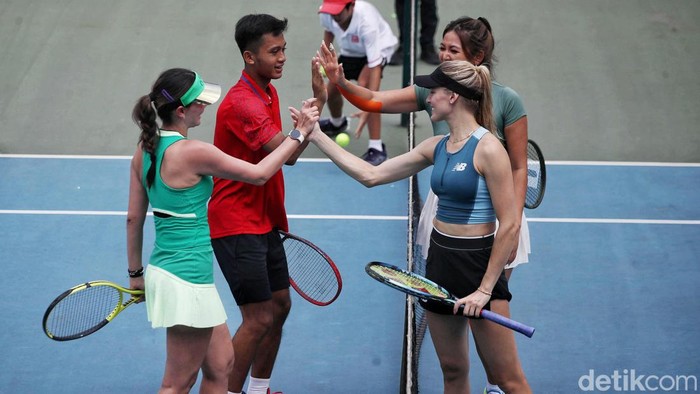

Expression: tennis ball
xmin=335 ymin=132 xmax=350 ymax=147
xmin=319 ymin=65 xmax=327 ymax=78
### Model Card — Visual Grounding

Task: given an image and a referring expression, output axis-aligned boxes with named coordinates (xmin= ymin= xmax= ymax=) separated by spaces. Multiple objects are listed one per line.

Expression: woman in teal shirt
xmin=127 ymin=68 xmax=318 ymax=393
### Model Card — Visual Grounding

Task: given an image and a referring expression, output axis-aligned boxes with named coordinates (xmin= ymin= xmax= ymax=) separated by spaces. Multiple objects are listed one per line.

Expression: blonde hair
xmin=439 ymin=60 xmax=494 ymax=133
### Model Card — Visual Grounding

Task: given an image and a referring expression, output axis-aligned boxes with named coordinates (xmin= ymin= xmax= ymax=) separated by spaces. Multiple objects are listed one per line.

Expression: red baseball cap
xmin=318 ymin=0 xmax=353 ymax=15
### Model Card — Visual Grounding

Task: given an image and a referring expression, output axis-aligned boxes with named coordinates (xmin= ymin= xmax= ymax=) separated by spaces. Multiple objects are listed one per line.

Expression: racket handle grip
xmin=480 ymin=310 xmax=536 ymax=338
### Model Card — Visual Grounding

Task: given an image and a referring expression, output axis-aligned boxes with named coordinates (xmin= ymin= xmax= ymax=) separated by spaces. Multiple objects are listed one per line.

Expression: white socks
xmin=368 ymin=139 xmax=384 ymax=151
xmin=485 ymin=382 xmax=503 ymax=393
xmin=246 ymin=376 xmax=271 ymax=394
xmin=330 ymin=116 xmax=345 ymax=127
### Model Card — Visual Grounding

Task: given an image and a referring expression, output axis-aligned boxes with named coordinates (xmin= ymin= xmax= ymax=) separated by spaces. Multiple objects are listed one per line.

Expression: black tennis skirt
xmin=420 ymin=228 xmax=512 ymax=315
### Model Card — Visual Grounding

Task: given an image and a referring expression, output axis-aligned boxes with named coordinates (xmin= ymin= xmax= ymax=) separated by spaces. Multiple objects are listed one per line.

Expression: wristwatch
xmin=288 ymin=129 xmax=304 ymax=144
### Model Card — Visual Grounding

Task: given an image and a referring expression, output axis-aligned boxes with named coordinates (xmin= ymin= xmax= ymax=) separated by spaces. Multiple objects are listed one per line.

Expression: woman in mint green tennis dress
xmin=127 ymin=68 xmax=318 ymax=393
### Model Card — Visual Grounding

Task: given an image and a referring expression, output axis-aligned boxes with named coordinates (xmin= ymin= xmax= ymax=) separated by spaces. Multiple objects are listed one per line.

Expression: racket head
xmin=42 ymin=281 xmax=143 ymax=341
xmin=367 ymin=262 xmax=537 ymax=337
xmin=279 ymin=231 xmax=342 ymax=306
xmin=365 ymin=262 xmax=454 ymax=303
xmin=525 ymin=139 xmax=547 ymax=209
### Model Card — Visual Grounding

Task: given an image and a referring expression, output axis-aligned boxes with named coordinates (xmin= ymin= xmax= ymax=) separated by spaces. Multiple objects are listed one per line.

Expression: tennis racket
xmin=279 ymin=230 xmax=342 ymax=306
xmin=365 ymin=262 xmax=535 ymax=337
xmin=525 ymin=139 xmax=546 ymax=209
xmin=43 ymin=281 xmax=144 ymax=341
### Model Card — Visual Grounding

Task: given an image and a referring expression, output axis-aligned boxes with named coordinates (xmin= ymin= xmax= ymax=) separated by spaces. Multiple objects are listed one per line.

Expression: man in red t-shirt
xmin=209 ymin=14 xmax=324 ymax=394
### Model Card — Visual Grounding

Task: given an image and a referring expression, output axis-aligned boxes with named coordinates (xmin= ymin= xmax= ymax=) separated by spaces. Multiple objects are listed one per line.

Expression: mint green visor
xmin=180 ymin=73 xmax=221 ymax=106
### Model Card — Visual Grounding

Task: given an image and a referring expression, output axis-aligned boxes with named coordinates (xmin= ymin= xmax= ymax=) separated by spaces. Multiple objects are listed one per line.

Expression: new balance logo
xmin=452 ymin=163 xmax=468 ymax=171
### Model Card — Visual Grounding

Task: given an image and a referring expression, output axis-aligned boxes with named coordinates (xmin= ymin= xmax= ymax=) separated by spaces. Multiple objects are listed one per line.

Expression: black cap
xmin=414 ymin=67 xmax=483 ymax=101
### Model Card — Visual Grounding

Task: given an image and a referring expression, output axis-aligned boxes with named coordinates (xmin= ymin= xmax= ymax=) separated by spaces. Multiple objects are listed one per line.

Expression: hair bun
xmin=477 ymin=17 xmax=492 ymax=33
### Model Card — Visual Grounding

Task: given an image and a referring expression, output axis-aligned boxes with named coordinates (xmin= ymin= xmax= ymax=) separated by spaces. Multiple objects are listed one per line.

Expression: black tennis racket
xmin=43 ymin=281 xmax=144 ymax=341
xmin=279 ymin=230 xmax=342 ymax=306
xmin=525 ymin=139 xmax=546 ymax=209
xmin=365 ymin=262 xmax=535 ymax=337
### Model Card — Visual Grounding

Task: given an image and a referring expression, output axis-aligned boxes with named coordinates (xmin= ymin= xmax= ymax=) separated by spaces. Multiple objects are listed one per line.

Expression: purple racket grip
xmin=456 ymin=304 xmax=535 ymax=338
xmin=481 ymin=309 xmax=535 ymax=338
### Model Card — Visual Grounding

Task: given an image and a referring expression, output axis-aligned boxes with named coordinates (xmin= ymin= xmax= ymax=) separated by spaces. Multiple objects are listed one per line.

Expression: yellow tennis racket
xmin=365 ymin=262 xmax=535 ymax=337
xmin=42 ymin=281 xmax=144 ymax=341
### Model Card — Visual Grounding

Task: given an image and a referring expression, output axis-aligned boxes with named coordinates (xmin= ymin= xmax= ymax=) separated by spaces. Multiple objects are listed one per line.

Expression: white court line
xmin=527 ymin=218 xmax=700 ymax=225
xmin=0 ymin=210 xmax=698 ymax=225
xmin=0 ymin=210 xmax=131 ymax=216
xmin=0 ymin=210 xmax=405 ymax=220
xmin=288 ymin=214 xmax=406 ymax=220
xmin=2 ymin=156 xmax=698 ymax=224
xmin=0 ymin=154 xmax=133 ymax=160
xmin=546 ymin=160 xmax=700 ymax=167
xmin=1 ymin=154 xmax=699 ymax=167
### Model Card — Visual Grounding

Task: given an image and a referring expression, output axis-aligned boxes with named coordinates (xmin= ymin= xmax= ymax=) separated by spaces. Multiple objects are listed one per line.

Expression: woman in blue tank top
xmin=315 ymin=17 xmax=531 ymax=283
xmin=127 ymin=68 xmax=319 ymax=393
xmin=309 ymin=60 xmax=531 ymax=393
xmin=317 ymin=19 xmax=529 ymax=392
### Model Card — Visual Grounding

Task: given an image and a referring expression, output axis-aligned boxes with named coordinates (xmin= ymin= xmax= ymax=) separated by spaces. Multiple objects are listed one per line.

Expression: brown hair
xmin=131 ymin=68 xmax=195 ymax=188
xmin=442 ymin=17 xmax=496 ymax=75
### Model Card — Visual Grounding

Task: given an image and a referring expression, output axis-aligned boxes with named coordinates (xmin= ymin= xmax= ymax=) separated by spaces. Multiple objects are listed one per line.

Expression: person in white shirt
xmin=318 ymin=0 xmax=398 ymax=165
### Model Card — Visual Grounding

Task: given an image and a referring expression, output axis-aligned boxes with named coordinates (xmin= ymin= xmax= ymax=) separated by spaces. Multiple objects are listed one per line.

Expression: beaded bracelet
xmin=128 ymin=267 xmax=144 ymax=278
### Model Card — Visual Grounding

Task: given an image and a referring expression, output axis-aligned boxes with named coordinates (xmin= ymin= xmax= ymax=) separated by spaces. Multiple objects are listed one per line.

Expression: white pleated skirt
xmin=145 ymin=265 xmax=227 ymax=329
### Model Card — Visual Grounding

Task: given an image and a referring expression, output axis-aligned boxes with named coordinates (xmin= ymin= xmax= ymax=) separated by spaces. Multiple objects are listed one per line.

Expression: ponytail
xmin=131 ymin=95 xmax=159 ymax=188
xmin=437 ymin=61 xmax=494 ymax=134
xmin=474 ymin=65 xmax=494 ymax=134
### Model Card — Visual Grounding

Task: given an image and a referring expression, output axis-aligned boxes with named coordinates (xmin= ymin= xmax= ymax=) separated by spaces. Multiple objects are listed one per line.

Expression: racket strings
xmin=526 ymin=142 xmax=544 ymax=206
xmin=46 ymin=285 xmax=120 ymax=339
xmin=284 ymin=239 xmax=339 ymax=303
xmin=372 ymin=266 xmax=448 ymax=299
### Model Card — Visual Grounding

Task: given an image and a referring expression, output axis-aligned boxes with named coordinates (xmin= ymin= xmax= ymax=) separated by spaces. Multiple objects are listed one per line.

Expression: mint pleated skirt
xmin=145 ymin=265 xmax=227 ymax=328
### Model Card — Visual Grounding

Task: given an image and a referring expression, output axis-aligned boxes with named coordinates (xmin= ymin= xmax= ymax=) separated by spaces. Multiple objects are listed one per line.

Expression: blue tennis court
xmin=1 ymin=156 xmax=698 ymax=393
xmin=2 ymin=0 xmax=699 ymax=392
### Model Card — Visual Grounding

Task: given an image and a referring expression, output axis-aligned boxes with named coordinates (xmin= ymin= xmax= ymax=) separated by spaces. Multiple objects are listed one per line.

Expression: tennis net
xmin=399 ymin=2 xmax=428 ymax=393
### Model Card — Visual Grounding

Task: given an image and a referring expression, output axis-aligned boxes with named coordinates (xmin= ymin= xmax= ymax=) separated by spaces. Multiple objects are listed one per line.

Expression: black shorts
xmin=212 ymin=230 xmax=290 ymax=305
xmin=338 ymin=55 xmax=386 ymax=81
xmin=419 ymin=229 xmax=511 ymax=315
